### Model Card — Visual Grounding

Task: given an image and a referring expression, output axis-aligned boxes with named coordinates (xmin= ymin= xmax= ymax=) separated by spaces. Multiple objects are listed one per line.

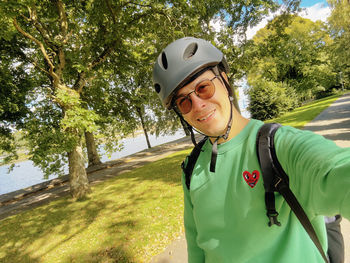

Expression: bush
xmin=248 ymin=79 xmax=299 ymax=120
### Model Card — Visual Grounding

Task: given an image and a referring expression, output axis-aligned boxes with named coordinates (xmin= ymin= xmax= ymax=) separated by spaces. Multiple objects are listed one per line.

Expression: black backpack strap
xmin=257 ymin=123 xmax=329 ymax=263
xmin=256 ymin=123 xmax=284 ymax=226
xmin=182 ymin=137 xmax=208 ymax=190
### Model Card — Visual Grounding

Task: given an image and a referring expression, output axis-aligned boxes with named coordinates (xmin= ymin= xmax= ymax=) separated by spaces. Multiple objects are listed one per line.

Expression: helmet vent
xmin=183 ymin=42 xmax=198 ymax=60
xmin=154 ymin=84 xmax=161 ymax=93
xmin=161 ymin=52 xmax=168 ymax=70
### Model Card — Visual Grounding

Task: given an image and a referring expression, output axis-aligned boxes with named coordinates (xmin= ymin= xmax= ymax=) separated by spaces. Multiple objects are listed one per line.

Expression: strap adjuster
xmin=267 ymin=211 xmax=281 ymax=227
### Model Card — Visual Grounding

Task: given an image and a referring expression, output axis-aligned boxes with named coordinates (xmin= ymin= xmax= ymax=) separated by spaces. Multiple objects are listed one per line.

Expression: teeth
xmin=198 ymin=111 xmax=214 ymax=121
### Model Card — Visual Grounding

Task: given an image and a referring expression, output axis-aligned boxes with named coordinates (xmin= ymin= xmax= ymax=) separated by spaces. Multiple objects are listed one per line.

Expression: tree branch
xmin=26 ymin=7 xmax=56 ymax=52
xmin=13 ymin=17 xmax=60 ymax=86
xmin=30 ymin=58 xmax=51 ymax=76
xmin=56 ymin=0 xmax=68 ymax=78
xmin=57 ymin=0 xmax=68 ymax=39
xmin=104 ymin=0 xmax=117 ymax=24
xmin=88 ymin=45 xmax=114 ymax=71
xmin=74 ymin=43 xmax=116 ymax=93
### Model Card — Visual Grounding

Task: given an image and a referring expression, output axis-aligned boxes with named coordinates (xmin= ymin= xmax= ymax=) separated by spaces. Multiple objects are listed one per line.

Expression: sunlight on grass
xmin=266 ymin=93 xmax=344 ymax=128
xmin=0 ymin=149 xmax=192 ymax=263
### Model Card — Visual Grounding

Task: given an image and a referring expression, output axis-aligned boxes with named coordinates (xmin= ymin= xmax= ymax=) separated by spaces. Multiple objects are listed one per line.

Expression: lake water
xmin=0 ymin=131 xmax=186 ymax=195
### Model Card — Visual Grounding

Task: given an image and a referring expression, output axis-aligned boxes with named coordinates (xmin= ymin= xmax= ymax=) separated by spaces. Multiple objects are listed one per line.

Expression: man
xmin=152 ymin=37 xmax=350 ymax=262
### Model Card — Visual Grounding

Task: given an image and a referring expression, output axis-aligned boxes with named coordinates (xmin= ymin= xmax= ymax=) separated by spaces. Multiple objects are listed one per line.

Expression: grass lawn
xmin=0 ymin=92 xmax=347 ymax=263
xmin=266 ymin=92 xmax=346 ymax=128
xmin=0 ymin=150 xmax=191 ymax=263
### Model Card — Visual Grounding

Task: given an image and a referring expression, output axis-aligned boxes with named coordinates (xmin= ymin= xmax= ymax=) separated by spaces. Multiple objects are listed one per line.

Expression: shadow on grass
xmin=0 ymin=197 xmax=114 ymax=262
xmin=70 ymin=245 xmax=136 ymax=263
xmin=0 ymin=185 xmax=141 ymax=260
xmin=0 ymin=151 xmax=189 ymax=262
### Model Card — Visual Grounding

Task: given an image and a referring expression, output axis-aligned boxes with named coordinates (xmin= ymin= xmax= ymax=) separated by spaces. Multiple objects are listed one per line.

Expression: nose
xmin=189 ymin=92 xmax=206 ymax=112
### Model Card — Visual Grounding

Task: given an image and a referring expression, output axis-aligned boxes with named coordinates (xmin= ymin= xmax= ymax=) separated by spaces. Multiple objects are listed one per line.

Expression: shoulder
xmin=274 ymin=125 xmax=336 ymax=151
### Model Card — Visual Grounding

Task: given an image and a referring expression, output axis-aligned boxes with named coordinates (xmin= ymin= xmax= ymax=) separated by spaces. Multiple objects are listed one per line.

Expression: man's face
xmin=175 ymin=70 xmax=231 ymax=137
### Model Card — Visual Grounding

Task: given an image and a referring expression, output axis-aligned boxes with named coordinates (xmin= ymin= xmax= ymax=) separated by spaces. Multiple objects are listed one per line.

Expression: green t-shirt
xmin=182 ymin=119 xmax=350 ymax=263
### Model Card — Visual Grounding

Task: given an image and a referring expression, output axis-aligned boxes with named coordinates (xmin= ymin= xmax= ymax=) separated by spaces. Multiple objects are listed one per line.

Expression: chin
xmin=201 ymin=128 xmax=226 ymax=137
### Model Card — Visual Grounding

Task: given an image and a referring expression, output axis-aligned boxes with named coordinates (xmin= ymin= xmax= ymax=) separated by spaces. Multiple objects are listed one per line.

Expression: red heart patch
xmin=243 ymin=170 xmax=260 ymax=188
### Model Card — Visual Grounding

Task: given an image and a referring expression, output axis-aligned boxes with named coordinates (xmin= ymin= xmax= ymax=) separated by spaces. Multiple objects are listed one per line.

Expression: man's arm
xmin=274 ymin=126 xmax=350 ymax=219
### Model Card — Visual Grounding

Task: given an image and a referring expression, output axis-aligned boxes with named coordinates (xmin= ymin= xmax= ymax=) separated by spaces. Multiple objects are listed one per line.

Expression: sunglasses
xmin=174 ymin=76 xmax=218 ymax=114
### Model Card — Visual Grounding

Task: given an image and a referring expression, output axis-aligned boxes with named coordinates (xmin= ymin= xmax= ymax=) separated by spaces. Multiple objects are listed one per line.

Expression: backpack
xmin=182 ymin=123 xmax=344 ymax=263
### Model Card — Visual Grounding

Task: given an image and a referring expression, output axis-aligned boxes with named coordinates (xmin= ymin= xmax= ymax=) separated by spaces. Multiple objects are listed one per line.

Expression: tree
xmin=248 ymin=79 xmax=298 ymax=120
xmin=0 ymin=0 xmax=301 ymax=198
xmin=328 ymin=0 xmax=350 ymax=89
xmin=245 ymin=15 xmax=336 ymax=119
xmin=0 ymin=35 xmax=34 ymax=164
xmin=1 ymin=0 xmax=174 ymax=198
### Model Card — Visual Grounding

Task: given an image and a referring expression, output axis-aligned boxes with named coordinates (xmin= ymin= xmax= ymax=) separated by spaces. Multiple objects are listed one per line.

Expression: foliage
xmin=248 ymin=78 xmax=298 ymax=120
xmin=1 ymin=0 xmax=194 ymax=177
xmin=0 ymin=33 xmax=35 ymax=163
xmin=245 ymin=14 xmax=338 ymax=119
xmin=327 ymin=0 xmax=350 ymax=90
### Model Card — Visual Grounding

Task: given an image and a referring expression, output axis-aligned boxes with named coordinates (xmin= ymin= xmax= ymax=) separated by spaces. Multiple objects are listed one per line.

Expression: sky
xmin=300 ymin=0 xmax=328 ymax=7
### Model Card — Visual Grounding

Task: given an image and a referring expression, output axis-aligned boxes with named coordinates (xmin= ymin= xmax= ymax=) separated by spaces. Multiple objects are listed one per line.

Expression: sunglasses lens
xmin=176 ymin=97 xmax=192 ymax=114
xmin=195 ymin=80 xmax=215 ymax=99
xmin=175 ymin=78 xmax=216 ymax=114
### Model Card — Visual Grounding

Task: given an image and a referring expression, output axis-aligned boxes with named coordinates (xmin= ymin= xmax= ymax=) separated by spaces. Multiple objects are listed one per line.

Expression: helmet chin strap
xmin=175 ymin=95 xmax=234 ymax=173
xmin=208 ymin=95 xmax=233 ymax=172
xmin=173 ymin=67 xmax=235 ymax=173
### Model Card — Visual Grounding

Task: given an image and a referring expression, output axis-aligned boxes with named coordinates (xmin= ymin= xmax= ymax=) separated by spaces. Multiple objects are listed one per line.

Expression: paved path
xmin=151 ymin=93 xmax=350 ymax=263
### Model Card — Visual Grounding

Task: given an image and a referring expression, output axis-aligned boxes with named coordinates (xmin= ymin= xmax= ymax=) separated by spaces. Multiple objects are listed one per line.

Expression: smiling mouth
xmin=197 ymin=110 xmax=215 ymax=122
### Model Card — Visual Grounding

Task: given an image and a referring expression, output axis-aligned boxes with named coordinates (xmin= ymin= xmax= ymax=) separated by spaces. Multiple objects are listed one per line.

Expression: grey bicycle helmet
xmin=153 ymin=37 xmax=229 ymax=109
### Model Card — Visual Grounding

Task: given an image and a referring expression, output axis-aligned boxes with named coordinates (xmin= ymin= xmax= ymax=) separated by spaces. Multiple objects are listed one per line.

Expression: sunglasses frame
xmin=173 ymin=75 xmax=218 ymax=114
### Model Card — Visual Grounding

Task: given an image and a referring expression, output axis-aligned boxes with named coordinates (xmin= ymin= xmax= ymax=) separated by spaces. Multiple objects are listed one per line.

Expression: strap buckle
xmin=267 ymin=211 xmax=281 ymax=227
xmin=274 ymin=177 xmax=282 ymax=189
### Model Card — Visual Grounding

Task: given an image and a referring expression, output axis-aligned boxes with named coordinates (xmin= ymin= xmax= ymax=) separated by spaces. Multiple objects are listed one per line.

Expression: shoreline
xmin=0 ymin=129 xmax=150 ymax=167
xmin=0 ymin=130 xmax=186 ymax=195
xmin=0 ymin=134 xmax=202 ymax=220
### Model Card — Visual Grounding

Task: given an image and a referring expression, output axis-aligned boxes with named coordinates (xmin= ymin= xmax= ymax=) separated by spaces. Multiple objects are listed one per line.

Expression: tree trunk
xmin=85 ymin=131 xmax=102 ymax=167
xmin=136 ymin=106 xmax=151 ymax=149
xmin=68 ymin=144 xmax=91 ymax=199
xmin=143 ymin=126 xmax=151 ymax=149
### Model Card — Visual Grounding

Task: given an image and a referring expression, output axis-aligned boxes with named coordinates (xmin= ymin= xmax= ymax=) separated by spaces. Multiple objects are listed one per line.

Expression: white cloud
xmin=299 ymin=3 xmax=331 ymax=22
xmin=246 ymin=13 xmax=275 ymax=40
